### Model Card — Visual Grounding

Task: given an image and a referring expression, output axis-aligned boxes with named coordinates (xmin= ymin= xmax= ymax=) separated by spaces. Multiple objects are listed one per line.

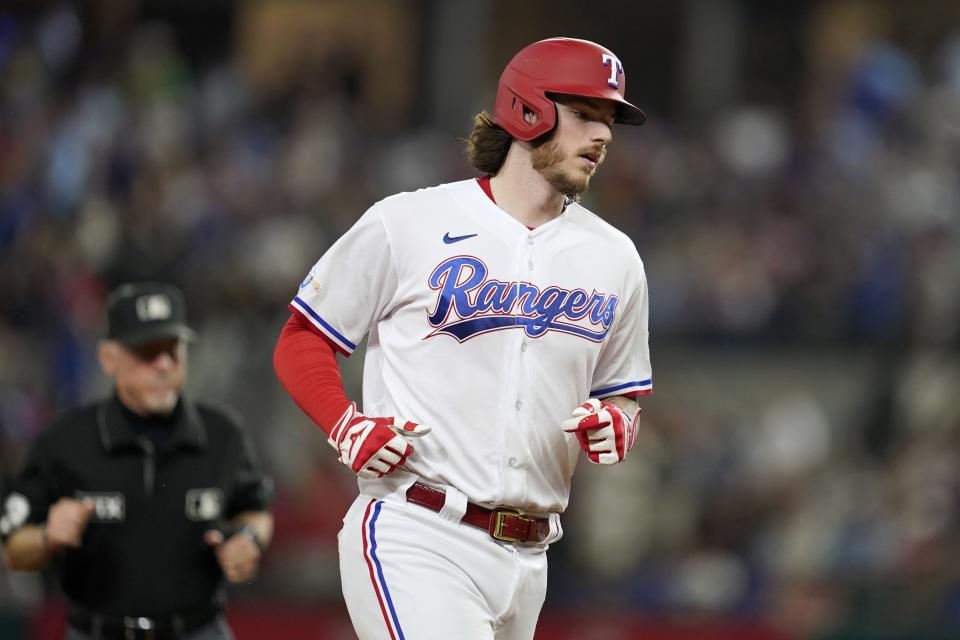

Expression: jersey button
xmin=515 ymin=400 xmax=523 ymax=410
xmin=520 ymin=341 xmax=528 ymax=352
xmin=508 ymin=457 xmax=519 ymax=468
xmin=527 ymin=236 xmax=534 ymax=245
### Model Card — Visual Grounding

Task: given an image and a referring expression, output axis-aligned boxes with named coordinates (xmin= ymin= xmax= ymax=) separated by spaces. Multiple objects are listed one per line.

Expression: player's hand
xmin=561 ymin=399 xmax=639 ymax=465
xmin=205 ymin=528 xmax=261 ymax=584
xmin=328 ymin=403 xmax=431 ymax=478
xmin=43 ymin=498 xmax=96 ymax=551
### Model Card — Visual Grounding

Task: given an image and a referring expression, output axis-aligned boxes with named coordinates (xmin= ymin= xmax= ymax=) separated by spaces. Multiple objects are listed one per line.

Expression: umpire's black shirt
xmin=9 ymin=395 xmax=273 ymax=616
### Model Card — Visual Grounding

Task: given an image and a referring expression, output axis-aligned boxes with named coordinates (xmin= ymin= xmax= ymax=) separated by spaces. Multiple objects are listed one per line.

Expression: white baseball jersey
xmin=292 ymin=178 xmax=652 ymax=514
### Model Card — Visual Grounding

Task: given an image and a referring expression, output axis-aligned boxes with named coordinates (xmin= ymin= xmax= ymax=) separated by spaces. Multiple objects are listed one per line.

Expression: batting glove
xmin=328 ymin=403 xmax=431 ymax=478
xmin=561 ymin=398 xmax=639 ymax=465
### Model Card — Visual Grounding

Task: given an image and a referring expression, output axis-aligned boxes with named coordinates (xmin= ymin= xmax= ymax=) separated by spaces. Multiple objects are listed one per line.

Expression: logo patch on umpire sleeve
xmin=185 ymin=488 xmax=224 ymax=521
xmin=1 ymin=493 xmax=30 ymax=537
xmin=74 ymin=492 xmax=126 ymax=522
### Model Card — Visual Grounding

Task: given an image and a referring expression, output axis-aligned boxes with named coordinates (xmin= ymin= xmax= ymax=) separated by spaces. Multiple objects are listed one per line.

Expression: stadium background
xmin=1 ymin=1 xmax=959 ymax=638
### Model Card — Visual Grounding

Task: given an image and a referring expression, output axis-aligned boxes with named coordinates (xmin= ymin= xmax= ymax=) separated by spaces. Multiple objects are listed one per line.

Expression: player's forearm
xmin=604 ymin=395 xmax=639 ymax=416
xmin=229 ymin=511 xmax=273 ymax=549
xmin=3 ymin=525 xmax=54 ymax=571
xmin=274 ymin=313 xmax=352 ymax=434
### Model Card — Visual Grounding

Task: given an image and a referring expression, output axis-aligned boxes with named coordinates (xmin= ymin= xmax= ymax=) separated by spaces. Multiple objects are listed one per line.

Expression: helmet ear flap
xmin=495 ymin=87 xmax=557 ymax=142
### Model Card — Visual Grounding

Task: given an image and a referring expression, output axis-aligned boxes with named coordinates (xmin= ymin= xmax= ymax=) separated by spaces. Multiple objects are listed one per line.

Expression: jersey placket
xmin=498 ymin=231 xmax=539 ymax=507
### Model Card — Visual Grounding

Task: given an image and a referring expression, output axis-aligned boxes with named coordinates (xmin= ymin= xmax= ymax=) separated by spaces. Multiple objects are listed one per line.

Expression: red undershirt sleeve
xmin=273 ymin=311 xmax=353 ymax=437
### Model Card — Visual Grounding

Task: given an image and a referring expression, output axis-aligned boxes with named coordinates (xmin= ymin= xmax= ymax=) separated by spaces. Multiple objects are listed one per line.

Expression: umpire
xmin=1 ymin=282 xmax=274 ymax=640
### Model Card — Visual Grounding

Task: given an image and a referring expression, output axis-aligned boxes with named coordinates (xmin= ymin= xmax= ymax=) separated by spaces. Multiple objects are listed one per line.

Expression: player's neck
xmin=489 ymin=149 xmax=567 ymax=228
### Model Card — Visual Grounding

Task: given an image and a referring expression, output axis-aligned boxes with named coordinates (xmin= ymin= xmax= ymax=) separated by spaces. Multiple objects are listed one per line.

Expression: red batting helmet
xmin=494 ymin=37 xmax=647 ymax=141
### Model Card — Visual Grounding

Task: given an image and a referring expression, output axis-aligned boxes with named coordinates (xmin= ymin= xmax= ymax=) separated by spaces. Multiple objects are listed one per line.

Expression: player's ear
xmin=98 ymin=340 xmax=119 ymax=375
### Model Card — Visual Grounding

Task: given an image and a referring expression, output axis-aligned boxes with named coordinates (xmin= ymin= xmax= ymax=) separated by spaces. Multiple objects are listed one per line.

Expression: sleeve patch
xmin=0 ymin=493 xmax=30 ymax=538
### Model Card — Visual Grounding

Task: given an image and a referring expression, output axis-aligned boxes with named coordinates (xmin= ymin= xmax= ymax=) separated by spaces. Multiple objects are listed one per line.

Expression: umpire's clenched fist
xmin=44 ymin=498 xmax=96 ymax=551
xmin=205 ymin=528 xmax=261 ymax=584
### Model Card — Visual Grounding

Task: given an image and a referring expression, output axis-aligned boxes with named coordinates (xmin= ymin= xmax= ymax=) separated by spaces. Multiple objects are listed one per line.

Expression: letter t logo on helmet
xmin=494 ymin=37 xmax=647 ymax=142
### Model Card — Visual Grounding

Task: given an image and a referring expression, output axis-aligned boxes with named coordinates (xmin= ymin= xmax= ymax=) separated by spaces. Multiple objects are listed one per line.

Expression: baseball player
xmin=274 ymin=37 xmax=651 ymax=639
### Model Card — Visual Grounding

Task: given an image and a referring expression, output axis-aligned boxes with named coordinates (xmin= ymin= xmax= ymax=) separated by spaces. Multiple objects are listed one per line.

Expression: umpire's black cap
xmin=106 ymin=282 xmax=197 ymax=346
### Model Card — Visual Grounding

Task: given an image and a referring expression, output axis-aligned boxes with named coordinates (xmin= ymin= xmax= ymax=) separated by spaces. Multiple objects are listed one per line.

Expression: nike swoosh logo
xmin=443 ymin=232 xmax=478 ymax=244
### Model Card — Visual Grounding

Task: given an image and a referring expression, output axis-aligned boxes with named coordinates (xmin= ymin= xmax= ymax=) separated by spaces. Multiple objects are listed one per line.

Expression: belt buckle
xmin=489 ymin=508 xmax=532 ymax=543
xmin=124 ymin=616 xmax=155 ymax=640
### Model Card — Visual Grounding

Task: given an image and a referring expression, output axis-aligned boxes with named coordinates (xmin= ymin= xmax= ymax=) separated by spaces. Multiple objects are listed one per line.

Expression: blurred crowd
xmin=1 ymin=3 xmax=960 ymax=638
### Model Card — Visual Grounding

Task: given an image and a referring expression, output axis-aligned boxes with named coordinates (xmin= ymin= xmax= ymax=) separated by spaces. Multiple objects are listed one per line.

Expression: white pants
xmin=338 ymin=495 xmax=549 ymax=640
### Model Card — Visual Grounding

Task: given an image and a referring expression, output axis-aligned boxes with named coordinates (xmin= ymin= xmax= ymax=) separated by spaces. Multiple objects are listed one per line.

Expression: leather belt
xmin=406 ymin=482 xmax=551 ymax=544
xmin=67 ymin=606 xmax=218 ymax=640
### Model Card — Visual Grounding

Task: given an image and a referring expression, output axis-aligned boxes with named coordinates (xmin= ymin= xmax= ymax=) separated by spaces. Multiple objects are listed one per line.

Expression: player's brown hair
xmin=465 ymin=111 xmax=513 ymax=175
